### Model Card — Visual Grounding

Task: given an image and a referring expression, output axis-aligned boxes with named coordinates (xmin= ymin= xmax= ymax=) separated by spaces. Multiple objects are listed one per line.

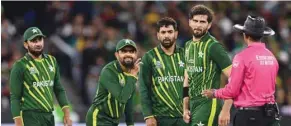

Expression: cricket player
xmin=139 ymin=17 xmax=188 ymax=126
xmin=182 ymin=5 xmax=233 ymax=126
xmin=86 ymin=39 xmax=140 ymax=126
xmin=9 ymin=27 xmax=72 ymax=126
xmin=202 ymin=15 xmax=280 ymax=126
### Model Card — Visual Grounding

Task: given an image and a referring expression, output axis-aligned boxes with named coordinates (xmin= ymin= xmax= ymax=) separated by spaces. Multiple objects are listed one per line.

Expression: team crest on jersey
xmin=178 ymin=61 xmax=184 ymax=67
xmin=49 ymin=65 xmax=54 ymax=72
xmin=119 ymin=79 xmax=125 ymax=86
xmin=156 ymin=61 xmax=162 ymax=69
xmin=198 ymin=51 xmax=204 ymax=58
xmin=29 ymin=67 xmax=37 ymax=74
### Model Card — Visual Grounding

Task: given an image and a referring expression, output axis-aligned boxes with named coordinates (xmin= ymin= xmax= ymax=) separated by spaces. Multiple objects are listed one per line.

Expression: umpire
xmin=202 ymin=15 xmax=280 ymax=126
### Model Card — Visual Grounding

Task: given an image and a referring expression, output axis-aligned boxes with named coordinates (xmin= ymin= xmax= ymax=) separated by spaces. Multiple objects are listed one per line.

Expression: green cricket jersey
xmin=91 ymin=60 xmax=136 ymax=125
xmin=9 ymin=53 xmax=69 ymax=118
xmin=139 ymin=45 xmax=185 ymax=119
xmin=185 ymin=32 xmax=232 ymax=98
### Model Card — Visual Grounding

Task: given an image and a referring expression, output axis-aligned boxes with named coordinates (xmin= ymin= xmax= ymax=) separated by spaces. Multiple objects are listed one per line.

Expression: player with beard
xmin=182 ymin=5 xmax=233 ymax=126
xmin=139 ymin=17 xmax=187 ymax=126
xmin=9 ymin=27 xmax=72 ymax=126
xmin=86 ymin=39 xmax=140 ymax=126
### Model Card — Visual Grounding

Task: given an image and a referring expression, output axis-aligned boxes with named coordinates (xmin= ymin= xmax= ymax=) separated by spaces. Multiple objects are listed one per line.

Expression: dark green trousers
xmin=190 ymin=98 xmax=222 ymax=126
xmin=156 ymin=116 xmax=189 ymax=126
xmin=86 ymin=106 xmax=119 ymax=126
xmin=22 ymin=110 xmax=54 ymax=126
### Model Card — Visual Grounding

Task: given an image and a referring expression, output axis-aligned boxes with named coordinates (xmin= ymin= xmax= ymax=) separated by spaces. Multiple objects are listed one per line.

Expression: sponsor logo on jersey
xmin=29 ymin=67 xmax=38 ymax=74
xmin=187 ymin=66 xmax=203 ymax=73
xmin=156 ymin=61 xmax=162 ymax=69
xmin=157 ymin=76 xmax=184 ymax=83
xmin=33 ymin=80 xmax=54 ymax=87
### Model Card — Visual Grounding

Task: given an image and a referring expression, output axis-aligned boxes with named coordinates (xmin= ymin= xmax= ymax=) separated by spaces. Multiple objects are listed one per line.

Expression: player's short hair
xmin=189 ymin=4 xmax=214 ymax=23
xmin=156 ymin=17 xmax=178 ymax=32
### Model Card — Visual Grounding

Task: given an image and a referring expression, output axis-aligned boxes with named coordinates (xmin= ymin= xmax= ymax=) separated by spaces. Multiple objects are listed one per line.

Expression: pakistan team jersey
xmin=185 ymin=32 xmax=232 ymax=98
xmin=9 ymin=53 xmax=69 ymax=118
xmin=91 ymin=60 xmax=136 ymax=124
xmin=139 ymin=45 xmax=185 ymax=118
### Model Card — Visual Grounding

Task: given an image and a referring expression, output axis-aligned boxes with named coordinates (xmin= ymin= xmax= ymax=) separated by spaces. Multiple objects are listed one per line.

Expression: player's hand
xmin=145 ymin=117 xmax=157 ymax=126
xmin=218 ymin=109 xmax=230 ymax=126
xmin=130 ymin=58 xmax=141 ymax=77
xmin=201 ymin=89 xmax=215 ymax=98
xmin=63 ymin=116 xmax=72 ymax=126
xmin=183 ymin=109 xmax=191 ymax=123
xmin=14 ymin=117 xmax=23 ymax=126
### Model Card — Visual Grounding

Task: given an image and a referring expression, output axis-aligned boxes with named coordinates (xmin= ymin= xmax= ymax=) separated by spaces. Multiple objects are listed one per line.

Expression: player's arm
xmin=100 ymin=68 xmax=137 ymax=104
xmin=124 ymin=91 xmax=135 ymax=126
xmin=183 ymin=70 xmax=190 ymax=123
xmin=53 ymin=61 xmax=71 ymax=117
xmin=9 ymin=62 xmax=24 ymax=125
xmin=209 ymin=42 xmax=234 ymax=125
xmin=138 ymin=54 xmax=154 ymax=120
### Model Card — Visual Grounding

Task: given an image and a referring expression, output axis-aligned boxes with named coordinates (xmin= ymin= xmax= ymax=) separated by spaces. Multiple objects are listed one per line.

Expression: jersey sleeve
xmin=209 ymin=42 xmax=232 ymax=71
xmin=9 ymin=62 xmax=24 ymax=118
xmin=124 ymin=91 xmax=135 ymax=126
xmin=99 ymin=68 xmax=136 ymax=104
xmin=138 ymin=53 xmax=154 ymax=119
xmin=53 ymin=58 xmax=70 ymax=109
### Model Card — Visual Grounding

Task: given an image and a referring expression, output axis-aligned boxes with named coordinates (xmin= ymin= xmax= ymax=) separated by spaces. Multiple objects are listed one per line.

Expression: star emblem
xmin=156 ymin=61 xmax=162 ymax=69
xmin=178 ymin=61 xmax=184 ymax=67
xmin=197 ymin=121 xmax=204 ymax=126
xmin=125 ymin=39 xmax=131 ymax=44
xmin=49 ymin=65 xmax=54 ymax=72
xmin=198 ymin=51 xmax=204 ymax=58
xmin=32 ymin=28 xmax=38 ymax=33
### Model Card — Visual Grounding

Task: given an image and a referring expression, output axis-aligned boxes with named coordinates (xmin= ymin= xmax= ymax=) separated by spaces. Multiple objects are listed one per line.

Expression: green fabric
xmin=115 ymin=39 xmax=137 ymax=52
xmin=90 ymin=60 xmax=136 ymax=125
xmin=190 ymin=98 xmax=222 ymax=126
xmin=184 ymin=32 xmax=231 ymax=126
xmin=138 ymin=45 xmax=185 ymax=118
xmin=23 ymin=27 xmax=46 ymax=41
xmin=9 ymin=53 xmax=69 ymax=118
xmin=86 ymin=106 xmax=119 ymax=126
xmin=156 ymin=116 xmax=189 ymax=126
xmin=184 ymin=32 xmax=231 ymax=98
xmin=22 ymin=111 xmax=55 ymax=126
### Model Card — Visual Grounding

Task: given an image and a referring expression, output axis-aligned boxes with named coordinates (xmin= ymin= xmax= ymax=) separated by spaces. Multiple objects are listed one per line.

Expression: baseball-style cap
xmin=116 ymin=39 xmax=137 ymax=52
xmin=23 ymin=27 xmax=46 ymax=41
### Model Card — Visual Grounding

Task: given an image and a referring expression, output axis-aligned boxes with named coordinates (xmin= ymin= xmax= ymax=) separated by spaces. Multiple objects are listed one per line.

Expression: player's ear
xmin=115 ymin=52 xmax=119 ymax=60
xmin=23 ymin=41 xmax=28 ymax=50
xmin=175 ymin=31 xmax=178 ymax=38
xmin=207 ymin=22 xmax=212 ymax=30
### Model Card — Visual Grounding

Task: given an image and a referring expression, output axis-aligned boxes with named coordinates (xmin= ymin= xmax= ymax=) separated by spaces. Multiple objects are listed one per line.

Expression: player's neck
xmin=192 ymin=36 xmax=202 ymax=42
xmin=28 ymin=52 xmax=42 ymax=59
xmin=161 ymin=45 xmax=175 ymax=55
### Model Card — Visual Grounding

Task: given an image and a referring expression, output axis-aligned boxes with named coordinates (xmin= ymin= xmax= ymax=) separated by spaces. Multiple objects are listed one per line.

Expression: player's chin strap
xmin=183 ymin=87 xmax=189 ymax=98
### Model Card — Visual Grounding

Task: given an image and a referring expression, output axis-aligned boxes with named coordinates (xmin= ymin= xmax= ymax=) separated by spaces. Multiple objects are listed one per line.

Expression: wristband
xmin=183 ymin=87 xmax=189 ymax=98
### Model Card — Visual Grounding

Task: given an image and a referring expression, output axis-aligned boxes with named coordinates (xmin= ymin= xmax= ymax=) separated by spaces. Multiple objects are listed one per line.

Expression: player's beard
xmin=160 ymin=37 xmax=176 ymax=49
xmin=27 ymin=45 xmax=43 ymax=57
xmin=193 ymin=28 xmax=207 ymax=38
xmin=121 ymin=57 xmax=135 ymax=69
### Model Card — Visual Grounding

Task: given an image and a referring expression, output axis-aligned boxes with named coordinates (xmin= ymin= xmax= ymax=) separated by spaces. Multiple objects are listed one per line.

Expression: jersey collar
xmin=25 ymin=53 xmax=49 ymax=61
xmin=115 ymin=60 xmax=123 ymax=73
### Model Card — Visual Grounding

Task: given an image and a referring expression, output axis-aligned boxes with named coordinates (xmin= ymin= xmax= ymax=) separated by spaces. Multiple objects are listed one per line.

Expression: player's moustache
xmin=163 ymin=38 xmax=171 ymax=42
